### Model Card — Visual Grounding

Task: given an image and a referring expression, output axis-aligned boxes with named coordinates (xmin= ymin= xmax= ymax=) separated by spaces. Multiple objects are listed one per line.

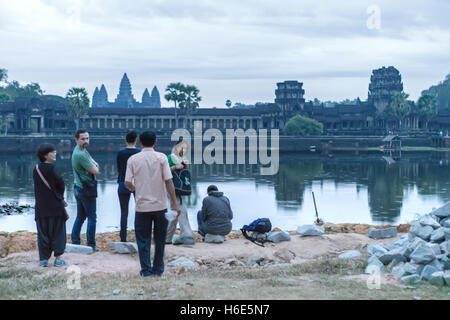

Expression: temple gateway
xmin=1 ymin=67 xmax=450 ymax=136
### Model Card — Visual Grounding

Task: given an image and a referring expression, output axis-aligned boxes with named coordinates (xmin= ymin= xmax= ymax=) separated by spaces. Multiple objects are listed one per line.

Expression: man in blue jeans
xmin=71 ymin=130 xmax=100 ymax=252
xmin=125 ymin=131 xmax=180 ymax=277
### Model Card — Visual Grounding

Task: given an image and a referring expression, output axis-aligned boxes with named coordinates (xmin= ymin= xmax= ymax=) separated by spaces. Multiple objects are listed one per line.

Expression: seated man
xmin=197 ymin=185 xmax=233 ymax=238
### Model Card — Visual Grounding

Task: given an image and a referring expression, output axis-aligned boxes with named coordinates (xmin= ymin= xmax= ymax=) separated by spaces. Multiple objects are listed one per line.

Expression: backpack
xmin=241 ymin=218 xmax=272 ymax=247
xmin=172 ymin=168 xmax=192 ymax=196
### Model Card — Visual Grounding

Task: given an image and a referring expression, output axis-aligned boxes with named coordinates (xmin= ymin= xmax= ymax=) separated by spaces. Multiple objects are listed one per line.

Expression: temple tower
xmin=368 ymin=66 xmax=403 ymax=113
xmin=114 ymin=73 xmax=136 ymax=108
xmin=92 ymin=87 xmax=99 ymax=107
xmin=150 ymin=86 xmax=161 ymax=108
xmin=98 ymin=84 xmax=109 ymax=107
xmin=142 ymin=88 xmax=152 ymax=106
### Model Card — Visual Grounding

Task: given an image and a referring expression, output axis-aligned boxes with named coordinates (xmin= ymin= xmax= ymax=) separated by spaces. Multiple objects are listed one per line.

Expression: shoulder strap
xmin=36 ymin=165 xmax=52 ymax=191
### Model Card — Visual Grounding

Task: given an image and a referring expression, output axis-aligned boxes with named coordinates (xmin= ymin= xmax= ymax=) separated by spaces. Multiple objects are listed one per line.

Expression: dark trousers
xmin=71 ymin=185 xmax=97 ymax=247
xmin=118 ymin=192 xmax=133 ymax=242
xmin=197 ymin=210 xmax=206 ymax=237
xmin=135 ymin=209 xmax=168 ymax=276
xmin=36 ymin=216 xmax=67 ymax=261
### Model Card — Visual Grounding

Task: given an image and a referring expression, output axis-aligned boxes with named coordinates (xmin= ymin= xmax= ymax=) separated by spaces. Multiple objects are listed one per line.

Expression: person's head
xmin=125 ymin=130 xmax=138 ymax=145
xmin=174 ymin=137 xmax=184 ymax=156
xmin=139 ymin=131 xmax=157 ymax=148
xmin=207 ymin=185 xmax=218 ymax=194
xmin=36 ymin=143 xmax=57 ymax=163
xmin=75 ymin=130 xmax=89 ymax=149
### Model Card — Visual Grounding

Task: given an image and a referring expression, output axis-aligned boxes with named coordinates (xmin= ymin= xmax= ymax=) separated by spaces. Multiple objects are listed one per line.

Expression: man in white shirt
xmin=125 ymin=131 xmax=180 ymax=277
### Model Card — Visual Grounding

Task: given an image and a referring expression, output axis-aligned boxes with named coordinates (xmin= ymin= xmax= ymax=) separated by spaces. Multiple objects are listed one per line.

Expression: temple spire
xmin=98 ymin=84 xmax=109 ymax=107
xmin=151 ymin=86 xmax=161 ymax=108
xmin=142 ymin=88 xmax=151 ymax=106
xmin=92 ymin=87 xmax=99 ymax=107
xmin=115 ymin=73 xmax=136 ymax=108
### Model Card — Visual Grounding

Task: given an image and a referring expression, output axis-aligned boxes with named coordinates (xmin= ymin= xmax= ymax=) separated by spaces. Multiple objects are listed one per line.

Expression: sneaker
xmin=39 ymin=260 xmax=48 ymax=268
xmin=139 ymin=271 xmax=153 ymax=278
xmin=54 ymin=259 xmax=67 ymax=267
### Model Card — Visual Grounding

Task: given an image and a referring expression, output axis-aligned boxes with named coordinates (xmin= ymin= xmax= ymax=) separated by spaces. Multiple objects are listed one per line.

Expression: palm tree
xmin=165 ymin=82 xmax=186 ymax=129
xmin=181 ymin=85 xmax=202 ymax=130
xmin=416 ymin=94 xmax=437 ymax=131
xmin=65 ymin=88 xmax=90 ymax=131
xmin=390 ymin=91 xmax=411 ymax=130
xmin=0 ymin=69 xmax=7 ymax=84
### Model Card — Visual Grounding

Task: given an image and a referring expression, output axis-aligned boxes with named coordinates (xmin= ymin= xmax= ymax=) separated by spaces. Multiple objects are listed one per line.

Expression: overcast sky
xmin=1 ymin=0 xmax=449 ymax=107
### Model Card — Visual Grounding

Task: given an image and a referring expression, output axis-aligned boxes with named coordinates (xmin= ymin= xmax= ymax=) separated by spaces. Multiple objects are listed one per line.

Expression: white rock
xmin=296 ymin=224 xmax=324 ymax=236
xmin=205 ymin=234 xmax=225 ymax=243
xmin=65 ymin=244 xmax=93 ymax=255
xmin=338 ymin=250 xmax=361 ymax=259
xmin=108 ymin=242 xmax=138 ymax=254
xmin=419 ymin=214 xmax=441 ymax=229
xmin=168 ymin=257 xmax=196 ymax=270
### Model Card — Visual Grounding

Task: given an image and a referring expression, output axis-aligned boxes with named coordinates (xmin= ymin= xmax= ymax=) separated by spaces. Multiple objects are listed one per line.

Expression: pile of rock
xmin=365 ymin=202 xmax=450 ymax=286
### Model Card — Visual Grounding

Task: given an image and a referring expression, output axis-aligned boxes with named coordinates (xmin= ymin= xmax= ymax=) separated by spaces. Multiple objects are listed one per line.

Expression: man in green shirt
xmin=71 ymin=130 xmax=100 ymax=251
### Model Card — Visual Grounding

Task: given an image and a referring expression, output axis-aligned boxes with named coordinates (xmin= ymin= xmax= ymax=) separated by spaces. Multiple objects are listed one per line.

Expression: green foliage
xmin=164 ymin=82 xmax=186 ymax=109
xmin=65 ymin=88 xmax=90 ymax=130
xmin=422 ymin=74 xmax=450 ymax=109
xmin=284 ymin=115 xmax=323 ymax=136
xmin=0 ymin=69 xmax=7 ymax=83
xmin=0 ymin=93 xmax=10 ymax=103
xmin=180 ymin=85 xmax=201 ymax=115
xmin=0 ymin=69 xmax=43 ymax=102
xmin=390 ymin=91 xmax=411 ymax=127
xmin=416 ymin=94 xmax=437 ymax=117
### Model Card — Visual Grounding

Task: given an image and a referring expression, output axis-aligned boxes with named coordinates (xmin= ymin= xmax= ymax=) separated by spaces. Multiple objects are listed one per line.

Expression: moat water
xmin=1 ymin=151 xmax=449 ymax=233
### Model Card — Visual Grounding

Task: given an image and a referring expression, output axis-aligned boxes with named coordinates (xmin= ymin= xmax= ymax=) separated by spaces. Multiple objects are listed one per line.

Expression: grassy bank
xmin=0 ymin=257 xmax=448 ymax=300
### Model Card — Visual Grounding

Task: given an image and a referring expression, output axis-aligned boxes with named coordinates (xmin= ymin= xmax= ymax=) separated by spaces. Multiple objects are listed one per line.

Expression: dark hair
xmin=174 ymin=136 xmax=183 ymax=147
xmin=36 ymin=143 xmax=56 ymax=162
xmin=207 ymin=185 xmax=218 ymax=193
xmin=75 ymin=129 xmax=88 ymax=139
xmin=126 ymin=131 xmax=138 ymax=144
xmin=139 ymin=131 xmax=156 ymax=147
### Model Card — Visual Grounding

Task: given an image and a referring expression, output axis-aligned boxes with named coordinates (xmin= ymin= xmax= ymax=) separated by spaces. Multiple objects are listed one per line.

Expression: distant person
xmin=165 ymin=138 xmax=195 ymax=244
xmin=33 ymin=144 xmax=68 ymax=267
xmin=197 ymin=185 xmax=233 ymax=238
xmin=125 ymin=131 xmax=180 ymax=277
xmin=116 ymin=131 xmax=140 ymax=242
xmin=71 ymin=130 xmax=100 ymax=252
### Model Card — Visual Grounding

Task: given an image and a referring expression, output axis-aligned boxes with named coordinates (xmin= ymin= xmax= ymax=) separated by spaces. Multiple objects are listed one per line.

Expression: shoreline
xmin=0 ymin=222 xmax=411 ymax=258
xmin=0 ymin=135 xmax=443 ymax=153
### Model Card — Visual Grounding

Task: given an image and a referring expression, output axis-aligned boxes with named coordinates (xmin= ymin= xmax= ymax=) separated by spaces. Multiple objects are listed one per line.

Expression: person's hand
xmin=171 ymin=203 xmax=181 ymax=217
xmin=62 ymin=200 xmax=68 ymax=207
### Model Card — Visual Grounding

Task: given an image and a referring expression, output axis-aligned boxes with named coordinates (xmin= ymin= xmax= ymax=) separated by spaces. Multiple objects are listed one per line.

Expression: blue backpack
xmin=241 ymin=218 xmax=272 ymax=247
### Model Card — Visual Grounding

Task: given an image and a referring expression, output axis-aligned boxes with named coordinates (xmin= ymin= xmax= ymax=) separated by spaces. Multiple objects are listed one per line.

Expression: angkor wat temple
xmin=1 ymin=67 xmax=450 ymax=136
xmin=92 ymin=73 xmax=161 ymax=108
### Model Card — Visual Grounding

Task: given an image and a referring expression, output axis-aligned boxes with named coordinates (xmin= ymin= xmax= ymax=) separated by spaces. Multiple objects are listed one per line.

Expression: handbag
xmin=35 ymin=165 xmax=70 ymax=221
xmin=74 ymin=169 xmax=98 ymax=198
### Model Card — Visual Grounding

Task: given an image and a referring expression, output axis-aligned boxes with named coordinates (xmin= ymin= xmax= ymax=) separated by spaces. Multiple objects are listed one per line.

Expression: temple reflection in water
xmin=1 ymin=151 xmax=449 ymax=225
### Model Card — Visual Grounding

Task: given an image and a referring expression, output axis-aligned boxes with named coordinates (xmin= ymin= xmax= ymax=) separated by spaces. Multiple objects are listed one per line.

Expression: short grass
xmin=0 ymin=258 xmax=448 ymax=300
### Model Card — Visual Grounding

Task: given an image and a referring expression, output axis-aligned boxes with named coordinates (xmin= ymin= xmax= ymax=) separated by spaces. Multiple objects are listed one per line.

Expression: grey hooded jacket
xmin=200 ymin=191 xmax=233 ymax=236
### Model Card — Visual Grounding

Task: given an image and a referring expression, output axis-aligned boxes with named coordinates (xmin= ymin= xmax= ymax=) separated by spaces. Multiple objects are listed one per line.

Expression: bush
xmin=284 ymin=115 xmax=323 ymax=136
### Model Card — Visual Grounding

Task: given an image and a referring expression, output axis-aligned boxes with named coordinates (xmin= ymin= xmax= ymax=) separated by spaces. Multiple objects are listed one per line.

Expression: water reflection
xmin=0 ymin=151 xmax=449 ymax=232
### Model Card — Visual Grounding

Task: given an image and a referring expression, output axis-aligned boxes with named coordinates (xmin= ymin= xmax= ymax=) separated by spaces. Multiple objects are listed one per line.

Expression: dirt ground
xmin=2 ymin=231 xmax=401 ymax=277
xmin=2 ymin=227 xmax=450 ymax=300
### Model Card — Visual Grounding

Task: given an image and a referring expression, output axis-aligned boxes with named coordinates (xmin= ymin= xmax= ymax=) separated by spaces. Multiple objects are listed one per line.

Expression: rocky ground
xmin=0 ymin=222 xmax=411 ymax=258
xmin=2 ymin=223 xmax=449 ymax=300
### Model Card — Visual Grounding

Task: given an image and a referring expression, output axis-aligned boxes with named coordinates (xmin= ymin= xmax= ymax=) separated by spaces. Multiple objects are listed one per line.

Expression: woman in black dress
xmin=33 ymin=144 xmax=68 ymax=267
